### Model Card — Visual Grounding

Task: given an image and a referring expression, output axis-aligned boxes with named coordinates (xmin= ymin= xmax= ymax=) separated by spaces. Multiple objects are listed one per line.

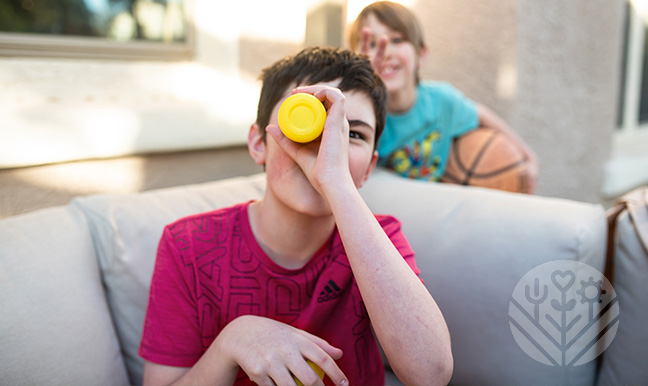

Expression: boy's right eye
xmin=349 ymin=131 xmax=365 ymax=140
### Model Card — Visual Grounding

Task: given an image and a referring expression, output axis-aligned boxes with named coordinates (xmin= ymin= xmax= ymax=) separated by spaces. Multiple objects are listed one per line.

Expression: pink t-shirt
xmin=139 ymin=201 xmax=419 ymax=385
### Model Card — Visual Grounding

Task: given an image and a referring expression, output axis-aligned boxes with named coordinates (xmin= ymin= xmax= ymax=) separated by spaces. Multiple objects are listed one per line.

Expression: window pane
xmin=0 ymin=0 xmax=186 ymax=43
xmin=618 ymin=1 xmax=631 ymax=129
xmin=640 ymin=11 xmax=648 ymax=125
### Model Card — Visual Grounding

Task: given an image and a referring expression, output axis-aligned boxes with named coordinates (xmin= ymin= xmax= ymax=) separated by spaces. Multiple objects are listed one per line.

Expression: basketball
xmin=440 ymin=128 xmax=535 ymax=193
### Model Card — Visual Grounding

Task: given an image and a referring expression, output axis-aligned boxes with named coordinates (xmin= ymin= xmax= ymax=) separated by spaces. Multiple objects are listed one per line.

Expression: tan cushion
xmin=0 ymin=206 xmax=128 ymax=386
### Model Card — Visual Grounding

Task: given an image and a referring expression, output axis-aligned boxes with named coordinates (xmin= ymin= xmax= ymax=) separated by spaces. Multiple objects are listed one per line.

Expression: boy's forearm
xmin=322 ymin=183 xmax=453 ymax=385
xmin=143 ymin=336 xmax=238 ymax=386
xmin=170 ymin=345 xmax=238 ymax=386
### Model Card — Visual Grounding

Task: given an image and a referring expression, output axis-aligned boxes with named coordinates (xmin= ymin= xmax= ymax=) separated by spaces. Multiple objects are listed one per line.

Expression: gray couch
xmin=1 ymin=169 xmax=646 ymax=385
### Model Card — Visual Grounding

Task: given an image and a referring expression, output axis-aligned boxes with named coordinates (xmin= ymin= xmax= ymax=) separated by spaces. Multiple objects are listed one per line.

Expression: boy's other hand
xmin=216 ymin=315 xmax=348 ymax=386
xmin=360 ymin=27 xmax=387 ymax=75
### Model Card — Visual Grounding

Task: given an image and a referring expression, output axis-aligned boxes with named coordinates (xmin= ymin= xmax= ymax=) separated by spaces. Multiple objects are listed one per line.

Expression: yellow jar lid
xmin=278 ymin=93 xmax=326 ymax=143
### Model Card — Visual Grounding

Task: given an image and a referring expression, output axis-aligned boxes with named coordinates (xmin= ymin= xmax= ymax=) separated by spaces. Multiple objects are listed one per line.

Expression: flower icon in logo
xmin=577 ymin=277 xmax=607 ymax=321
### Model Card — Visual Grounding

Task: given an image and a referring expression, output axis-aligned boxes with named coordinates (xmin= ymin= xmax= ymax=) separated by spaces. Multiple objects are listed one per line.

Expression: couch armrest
xmin=597 ymin=187 xmax=648 ymax=385
xmin=362 ymin=169 xmax=607 ymax=386
xmin=72 ymin=173 xmax=266 ymax=384
xmin=0 ymin=206 xmax=128 ymax=386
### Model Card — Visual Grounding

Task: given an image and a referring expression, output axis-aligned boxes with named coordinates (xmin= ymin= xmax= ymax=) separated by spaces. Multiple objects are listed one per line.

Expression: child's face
xmin=362 ymin=13 xmax=420 ymax=95
xmin=250 ymin=80 xmax=378 ymax=217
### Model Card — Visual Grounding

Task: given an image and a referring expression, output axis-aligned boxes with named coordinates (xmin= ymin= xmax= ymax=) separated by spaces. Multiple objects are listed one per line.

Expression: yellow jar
xmin=293 ymin=360 xmax=325 ymax=386
xmin=278 ymin=93 xmax=327 ymax=143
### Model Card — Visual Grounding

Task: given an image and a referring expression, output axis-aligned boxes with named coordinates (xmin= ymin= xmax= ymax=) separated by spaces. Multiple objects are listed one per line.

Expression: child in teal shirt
xmin=349 ymin=1 xmax=537 ymax=190
xmin=378 ymin=81 xmax=478 ymax=180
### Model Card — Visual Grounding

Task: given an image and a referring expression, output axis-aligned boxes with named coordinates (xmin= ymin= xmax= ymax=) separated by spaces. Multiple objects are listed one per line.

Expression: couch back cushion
xmin=72 ymin=173 xmax=266 ymax=384
xmin=362 ymin=169 xmax=607 ymax=386
xmin=69 ymin=168 xmax=609 ymax=386
xmin=0 ymin=206 xmax=128 ymax=386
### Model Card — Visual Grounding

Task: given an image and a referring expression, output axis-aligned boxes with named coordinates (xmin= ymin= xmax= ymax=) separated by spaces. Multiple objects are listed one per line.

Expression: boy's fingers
xmin=268 ymin=367 xmax=300 ymax=386
xmin=292 ymin=86 xmax=346 ymax=126
xmin=266 ymin=124 xmax=298 ymax=155
xmin=361 ymin=27 xmax=371 ymax=55
xmin=374 ymin=36 xmax=388 ymax=70
xmin=288 ymin=361 xmax=325 ymax=386
xmin=297 ymin=329 xmax=343 ymax=360
xmin=290 ymin=87 xmax=348 ymax=140
xmin=304 ymin=352 xmax=347 ymax=386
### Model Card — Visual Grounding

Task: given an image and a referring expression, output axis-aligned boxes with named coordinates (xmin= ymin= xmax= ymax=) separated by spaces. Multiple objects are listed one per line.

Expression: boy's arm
xmin=268 ymin=86 xmax=453 ymax=386
xmin=142 ymin=315 xmax=347 ymax=386
xmin=323 ymin=184 xmax=453 ymax=386
xmin=476 ymin=103 xmax=538 ymax=193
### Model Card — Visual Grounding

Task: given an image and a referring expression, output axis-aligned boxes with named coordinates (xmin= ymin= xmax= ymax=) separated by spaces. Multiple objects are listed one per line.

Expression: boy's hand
xmin=266 ymin=86 xmax=355 ymax=195
xmin=216 ymin=315 xmax=347 ymax=386
xmin=360 ymin=27 xmax=387 ymax=75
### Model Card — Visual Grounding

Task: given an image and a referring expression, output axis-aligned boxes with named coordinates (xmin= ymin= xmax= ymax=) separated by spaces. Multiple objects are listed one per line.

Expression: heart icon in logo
xmin=551 ymin=270 xmax=575 ymax=292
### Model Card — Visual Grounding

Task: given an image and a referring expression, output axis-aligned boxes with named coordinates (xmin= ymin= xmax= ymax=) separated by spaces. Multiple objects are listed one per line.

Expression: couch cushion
xmin=361 ymin=169 xmax=607 ymax=386
xmin=0 ymin=206 xmax=128 ymax=386
xmin=72 ymin=173 xmax=266 ymax=384
xmin=597 ymin=189 xmax=648 ymax=386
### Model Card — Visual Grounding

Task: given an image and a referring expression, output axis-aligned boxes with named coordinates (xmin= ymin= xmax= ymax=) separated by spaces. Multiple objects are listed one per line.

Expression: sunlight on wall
xmin=630 ymin=0 xmax=648 ymax=21
xmin=13 ymin=156 xmax=146 ymax=194
xmin=497 ymin=61 xmax=518 ymax=100
xmin=0 ymin=105 xmax=141 ymax=167
xmin=165 ymin=62 xmax=259 ymax=126
xmin=240 ymin=0 xmax=308 ymax=43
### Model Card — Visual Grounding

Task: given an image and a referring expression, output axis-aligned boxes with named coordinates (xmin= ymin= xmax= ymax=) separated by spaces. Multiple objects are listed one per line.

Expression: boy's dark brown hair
xmin=255 ymin=46 xmax=387 ymax=150
xmin=348 ymin=1 xmax=426 ymax=84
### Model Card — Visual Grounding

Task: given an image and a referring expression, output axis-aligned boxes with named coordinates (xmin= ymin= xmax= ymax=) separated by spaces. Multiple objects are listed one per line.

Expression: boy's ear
xmin=358 ymin=150 xmax=379 ymax=188
xmin=248 ymin=123 xmax=266 ymax=165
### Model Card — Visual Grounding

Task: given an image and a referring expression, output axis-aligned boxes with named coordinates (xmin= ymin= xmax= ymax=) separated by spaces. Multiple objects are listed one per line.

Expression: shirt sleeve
xmin=377 ymin=215 xmax=421 ymax=277
xmin=436 ymin=82 xmax=479 ymax=138
xmin=139 ymin=223 xmax=204 ymax=367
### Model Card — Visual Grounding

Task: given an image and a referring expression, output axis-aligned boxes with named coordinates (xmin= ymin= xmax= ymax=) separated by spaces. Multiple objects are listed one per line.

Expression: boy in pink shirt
xmin=139 ymin=47 xmax=452 ymax=386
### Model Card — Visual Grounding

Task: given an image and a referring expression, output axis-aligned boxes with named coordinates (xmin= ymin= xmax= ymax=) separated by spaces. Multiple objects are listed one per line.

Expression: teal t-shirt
xmin=377 ymin=81 xmax=479 ymax=180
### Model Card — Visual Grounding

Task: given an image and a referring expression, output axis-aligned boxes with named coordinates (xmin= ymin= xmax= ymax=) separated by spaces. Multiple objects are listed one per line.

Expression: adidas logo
xmin=318 ymin=279 xmax=342 ymax=303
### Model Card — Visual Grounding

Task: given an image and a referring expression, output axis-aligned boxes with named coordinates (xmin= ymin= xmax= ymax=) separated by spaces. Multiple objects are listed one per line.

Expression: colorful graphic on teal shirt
xmin=376 ymin=81 xmax=479 ymax=181
xmin=384 ymin=131 xmax=443 ymax=180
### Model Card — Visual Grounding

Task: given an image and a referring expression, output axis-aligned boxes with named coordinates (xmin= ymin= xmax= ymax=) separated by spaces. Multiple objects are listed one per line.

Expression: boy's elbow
xmin=395 ymin=350 xmax=454 ymax=386
xmin=425 ymin=352 xmax=453 ymax=386
xmin=436 ymin=352 xmax=454 ymax=386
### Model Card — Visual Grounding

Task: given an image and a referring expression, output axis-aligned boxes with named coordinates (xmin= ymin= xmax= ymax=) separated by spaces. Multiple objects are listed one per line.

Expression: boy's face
xmin=362 ymin=13 xmax=421 ymax=95
xmin=249 ymin=80 xmax=378 ymax=217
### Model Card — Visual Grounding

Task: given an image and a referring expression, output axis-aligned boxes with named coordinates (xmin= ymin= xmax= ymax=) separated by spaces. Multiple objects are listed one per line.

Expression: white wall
xmin=0 ymin=0 xmax=315 ymax=168
xmin=0 ymin=0 xmax=631 ymax=205
xmin=406 ymin=0 xmax=625 ymax=203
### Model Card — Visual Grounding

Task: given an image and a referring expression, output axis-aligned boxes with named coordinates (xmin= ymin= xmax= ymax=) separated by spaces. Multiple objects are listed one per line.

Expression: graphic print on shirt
xmin=385 ymin=130 xmax=442 ymax=180
xmin=156 ymin=204 xmax=400 ymax=385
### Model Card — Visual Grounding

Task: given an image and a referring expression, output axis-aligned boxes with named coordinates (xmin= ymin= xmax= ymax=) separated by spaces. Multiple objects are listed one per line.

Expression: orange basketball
xmin=440 ymin=128 xmax=534 ymax=193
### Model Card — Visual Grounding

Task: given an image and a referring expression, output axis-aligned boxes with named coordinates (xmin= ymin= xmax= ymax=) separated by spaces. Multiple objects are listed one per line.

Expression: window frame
xmin=604 ymin=1 xmax=648 ymax=198
xmin=0 ymin=1 xmax=195 ymax=61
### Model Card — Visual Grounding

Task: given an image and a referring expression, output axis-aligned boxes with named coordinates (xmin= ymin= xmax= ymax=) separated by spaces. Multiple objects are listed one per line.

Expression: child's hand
xmin=266 ymin=85 xmax=355 ymax=195
xmin=216 ymin=315 xmax=347 ymax=386
xmin=360 ymin=27 xmax=388 ymax=75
